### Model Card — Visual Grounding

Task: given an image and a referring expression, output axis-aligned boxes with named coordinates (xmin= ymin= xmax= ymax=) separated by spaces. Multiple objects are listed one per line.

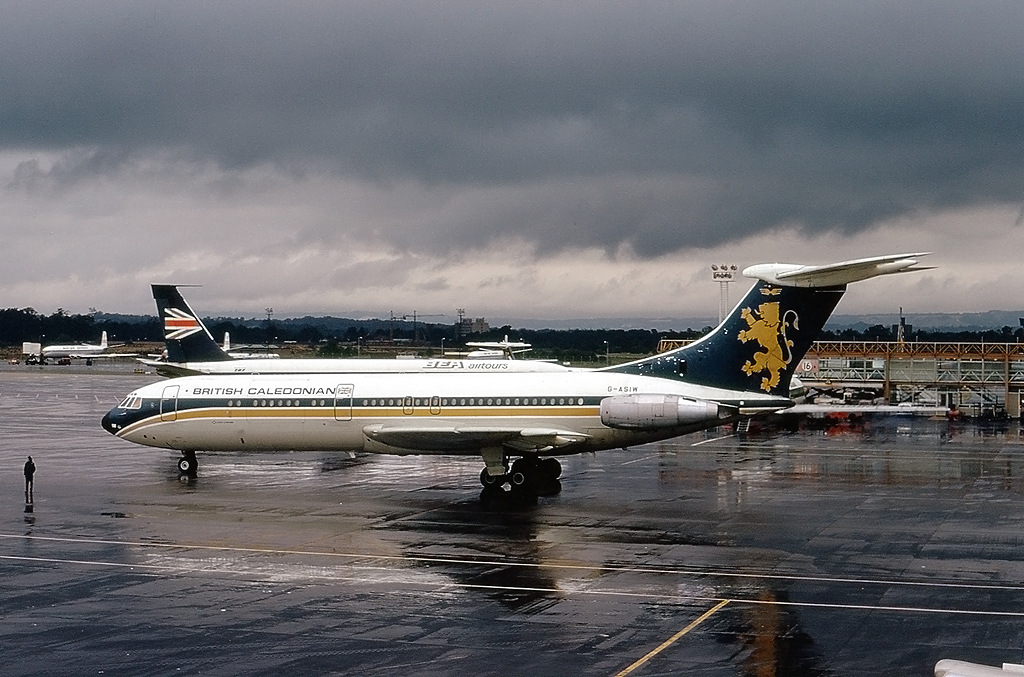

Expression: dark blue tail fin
xmin=151 ymin=285 xmax=233 ymax=363
xmin=608 ymin=280 xmax=845 ymax=397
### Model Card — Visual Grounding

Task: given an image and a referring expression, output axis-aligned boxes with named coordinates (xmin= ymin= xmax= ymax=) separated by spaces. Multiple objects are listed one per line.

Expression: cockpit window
xmin=119 ymin=395 xmax=143 ymax=409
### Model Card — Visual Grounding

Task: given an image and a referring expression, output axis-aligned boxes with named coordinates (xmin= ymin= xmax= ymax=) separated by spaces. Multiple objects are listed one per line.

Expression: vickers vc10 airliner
xmin=103 ymin=253 xmax=929 ymax=499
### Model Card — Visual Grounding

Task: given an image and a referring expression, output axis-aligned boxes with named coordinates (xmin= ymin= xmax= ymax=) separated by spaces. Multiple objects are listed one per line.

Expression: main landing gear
xmin=479 ymin=456 xmax=562 ymax=504
xmin=177 ymin=451 xmax=198 ymax=478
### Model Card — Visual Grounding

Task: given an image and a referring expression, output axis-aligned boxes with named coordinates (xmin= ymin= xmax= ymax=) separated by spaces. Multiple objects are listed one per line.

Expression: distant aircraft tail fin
xmin=223 ymin=331 xmax=231 ymax=351
xmin=151 ymin=285 xmax=233 ymax=363
xmin=607 ymin=253 xmax=930 ymax=397
xmin=99 ymin=331 xmax=108 ymax=349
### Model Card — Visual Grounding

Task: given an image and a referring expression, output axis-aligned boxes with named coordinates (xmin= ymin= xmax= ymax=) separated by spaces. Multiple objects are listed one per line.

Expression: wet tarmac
xmin=3 ymin=363 xmax=1024 ymax=675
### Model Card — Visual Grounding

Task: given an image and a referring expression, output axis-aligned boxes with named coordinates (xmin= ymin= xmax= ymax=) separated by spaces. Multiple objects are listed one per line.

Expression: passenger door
xmin=160 ymin=385 xmax=179 ymax=422
xmin=334 ymin=384 xmax=354 ymax=421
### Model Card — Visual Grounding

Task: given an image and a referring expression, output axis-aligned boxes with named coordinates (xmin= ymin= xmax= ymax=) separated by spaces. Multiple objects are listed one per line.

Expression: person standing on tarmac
xmin=24 ymin=456 xmax=35 ymax=503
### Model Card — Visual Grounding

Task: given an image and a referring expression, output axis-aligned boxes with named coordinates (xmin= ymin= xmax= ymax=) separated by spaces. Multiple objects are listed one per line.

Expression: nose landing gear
xmin=177 ymin=451 xmax=198 ymax=478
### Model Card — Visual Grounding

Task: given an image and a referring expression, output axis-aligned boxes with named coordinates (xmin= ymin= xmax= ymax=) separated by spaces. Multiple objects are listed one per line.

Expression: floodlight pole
xmin=710 ymin=264 xmax=739 ymax=325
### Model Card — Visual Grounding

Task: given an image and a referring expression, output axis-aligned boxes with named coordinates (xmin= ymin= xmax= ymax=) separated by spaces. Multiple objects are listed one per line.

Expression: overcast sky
xmin=2 ymin=1 xmax=1023 ymax=323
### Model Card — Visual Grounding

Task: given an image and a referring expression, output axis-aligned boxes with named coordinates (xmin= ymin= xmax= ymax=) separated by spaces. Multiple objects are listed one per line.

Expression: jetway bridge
xmin=656 ymin=340 xmax=1024 ymax=417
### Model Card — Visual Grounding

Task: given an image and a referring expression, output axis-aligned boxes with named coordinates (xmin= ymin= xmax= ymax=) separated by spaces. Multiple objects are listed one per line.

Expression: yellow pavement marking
xmin=614 ymin=599 xmax=731 ymax=677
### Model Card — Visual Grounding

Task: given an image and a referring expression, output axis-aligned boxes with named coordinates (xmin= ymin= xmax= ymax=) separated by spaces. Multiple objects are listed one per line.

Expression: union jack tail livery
xmin=164 ymin=308 xmax=204 ymax=340
xmin=151 ymin=285 xmax=233 ymax=363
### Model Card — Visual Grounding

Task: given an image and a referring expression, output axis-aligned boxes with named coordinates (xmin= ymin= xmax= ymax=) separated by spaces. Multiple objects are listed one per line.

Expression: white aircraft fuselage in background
xmin=144 ymin=355 xmax=574 ymax=377
xmin=38 ymin=331 xmax=135 ymax=361
xmin=41 ymin=331 xmax=110 ymax=359
xmin=144 ymin=285 xmax=570 ymax=377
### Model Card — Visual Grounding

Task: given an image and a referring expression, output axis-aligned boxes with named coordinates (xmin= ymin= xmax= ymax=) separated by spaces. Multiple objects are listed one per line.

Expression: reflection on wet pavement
xmin=2 ymin=365 xmax=1024 ymax=674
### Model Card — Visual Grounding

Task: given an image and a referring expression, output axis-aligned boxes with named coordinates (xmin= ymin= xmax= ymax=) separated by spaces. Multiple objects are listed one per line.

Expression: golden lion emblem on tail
xmin=738 ymin=301 xmax=799 ymax=392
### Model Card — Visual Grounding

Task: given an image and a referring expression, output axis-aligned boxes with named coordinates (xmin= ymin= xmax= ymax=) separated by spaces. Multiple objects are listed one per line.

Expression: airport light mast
xmin=265 ymin=307 xmax=274 ymax=354
xmin=710 ymin=264 xmax=738 ymax=325
xmin=456 ymin=308 xmax=466 ymax=344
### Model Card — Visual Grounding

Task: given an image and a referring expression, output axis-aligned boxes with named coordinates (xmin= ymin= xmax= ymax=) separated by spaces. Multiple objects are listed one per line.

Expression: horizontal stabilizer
xmin=743 ymin=252 xmax=931 ymax=288
xmin=935 ymin=659 xmax=1024 ymax=676
xmin=135 ymin=358 xmax=200 ymax=377
xmin=785 ymin=403 xmax=949 ymax=416
xmin=464 ymin=335 xmax=533 ymax=358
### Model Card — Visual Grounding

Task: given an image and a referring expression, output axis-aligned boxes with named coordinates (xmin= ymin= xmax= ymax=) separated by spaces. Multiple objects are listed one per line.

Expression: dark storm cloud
xmin=2 ymin=1 xmax=1022 ymax=255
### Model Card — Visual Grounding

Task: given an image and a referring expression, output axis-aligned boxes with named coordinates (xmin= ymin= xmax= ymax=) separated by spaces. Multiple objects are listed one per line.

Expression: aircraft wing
xmin=363 ymin=424 xmax=589 ymax=452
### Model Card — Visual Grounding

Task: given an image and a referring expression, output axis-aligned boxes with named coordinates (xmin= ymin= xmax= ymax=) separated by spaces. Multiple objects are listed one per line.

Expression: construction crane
xmin=397 ymin=311 xmax=444 ymax=345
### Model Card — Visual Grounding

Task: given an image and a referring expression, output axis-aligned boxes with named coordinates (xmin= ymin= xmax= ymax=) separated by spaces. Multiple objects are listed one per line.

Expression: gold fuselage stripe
xmin=118 ymin=405 xmax=603 ymax=436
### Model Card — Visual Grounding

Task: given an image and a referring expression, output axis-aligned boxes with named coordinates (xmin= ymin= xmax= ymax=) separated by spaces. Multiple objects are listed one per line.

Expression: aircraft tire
xmin=480 ymin=469 xmax=506 ymax=488
xmin=540 ymin=458 xmax=561 ymax=480
xmin=510 ymin=457 xmax=539 ymax=482
xmin=177 ymin=454 xmax=198 ymax=476
xmin=506 ymin=459 xmax=536 ymax=503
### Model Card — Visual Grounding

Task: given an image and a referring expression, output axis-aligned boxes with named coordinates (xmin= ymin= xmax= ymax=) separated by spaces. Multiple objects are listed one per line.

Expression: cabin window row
xmin=225 ymin=399 xmax=330 ymax=407
xmin=219 ymin=397 xmax=586 ymax=408
xmin=359 ymin=397 xmax=585 ymax=407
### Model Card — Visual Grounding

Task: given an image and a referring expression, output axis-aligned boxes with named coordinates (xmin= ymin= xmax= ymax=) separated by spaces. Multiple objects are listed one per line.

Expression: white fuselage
xmin=41 ymin=343 xmax=106 ymax=358
xmin=103 ymin=370 xmax=789 ymax=456
xmin=42 ymin=331 xmax=109 ymax=358
xmin=140 ymin=356 xmax=576 ymax=377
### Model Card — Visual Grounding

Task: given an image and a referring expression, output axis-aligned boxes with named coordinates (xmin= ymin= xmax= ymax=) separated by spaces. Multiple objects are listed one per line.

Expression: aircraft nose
xmin=101 ymin=410 xmax=119 ymax=435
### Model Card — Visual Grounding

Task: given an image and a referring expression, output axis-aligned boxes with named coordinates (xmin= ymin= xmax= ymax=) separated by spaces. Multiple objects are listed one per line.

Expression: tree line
xmin=2 ymin=307 xmax=1023 ymax=354
xmin=818 ymin=324 xmax=1024 ymax=343
xmin=0 ymin=308 xmax=160 ymax=345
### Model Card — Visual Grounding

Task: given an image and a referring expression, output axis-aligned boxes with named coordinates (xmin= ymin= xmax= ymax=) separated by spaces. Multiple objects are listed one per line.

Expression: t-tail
xmin=607 ymin=253 xmax=931 ymax=397
xmin=151 ymin=285 xmax=233 ymax=363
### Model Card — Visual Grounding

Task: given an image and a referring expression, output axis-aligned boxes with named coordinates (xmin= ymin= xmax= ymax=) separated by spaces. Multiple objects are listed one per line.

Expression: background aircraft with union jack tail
xmin=137 ymin=285 xmax=573 ymax=377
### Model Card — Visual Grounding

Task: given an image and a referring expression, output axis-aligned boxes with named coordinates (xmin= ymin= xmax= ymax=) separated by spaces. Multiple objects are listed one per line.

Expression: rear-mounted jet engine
xmin=600 ymin=394 xmax=733 ymax=430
